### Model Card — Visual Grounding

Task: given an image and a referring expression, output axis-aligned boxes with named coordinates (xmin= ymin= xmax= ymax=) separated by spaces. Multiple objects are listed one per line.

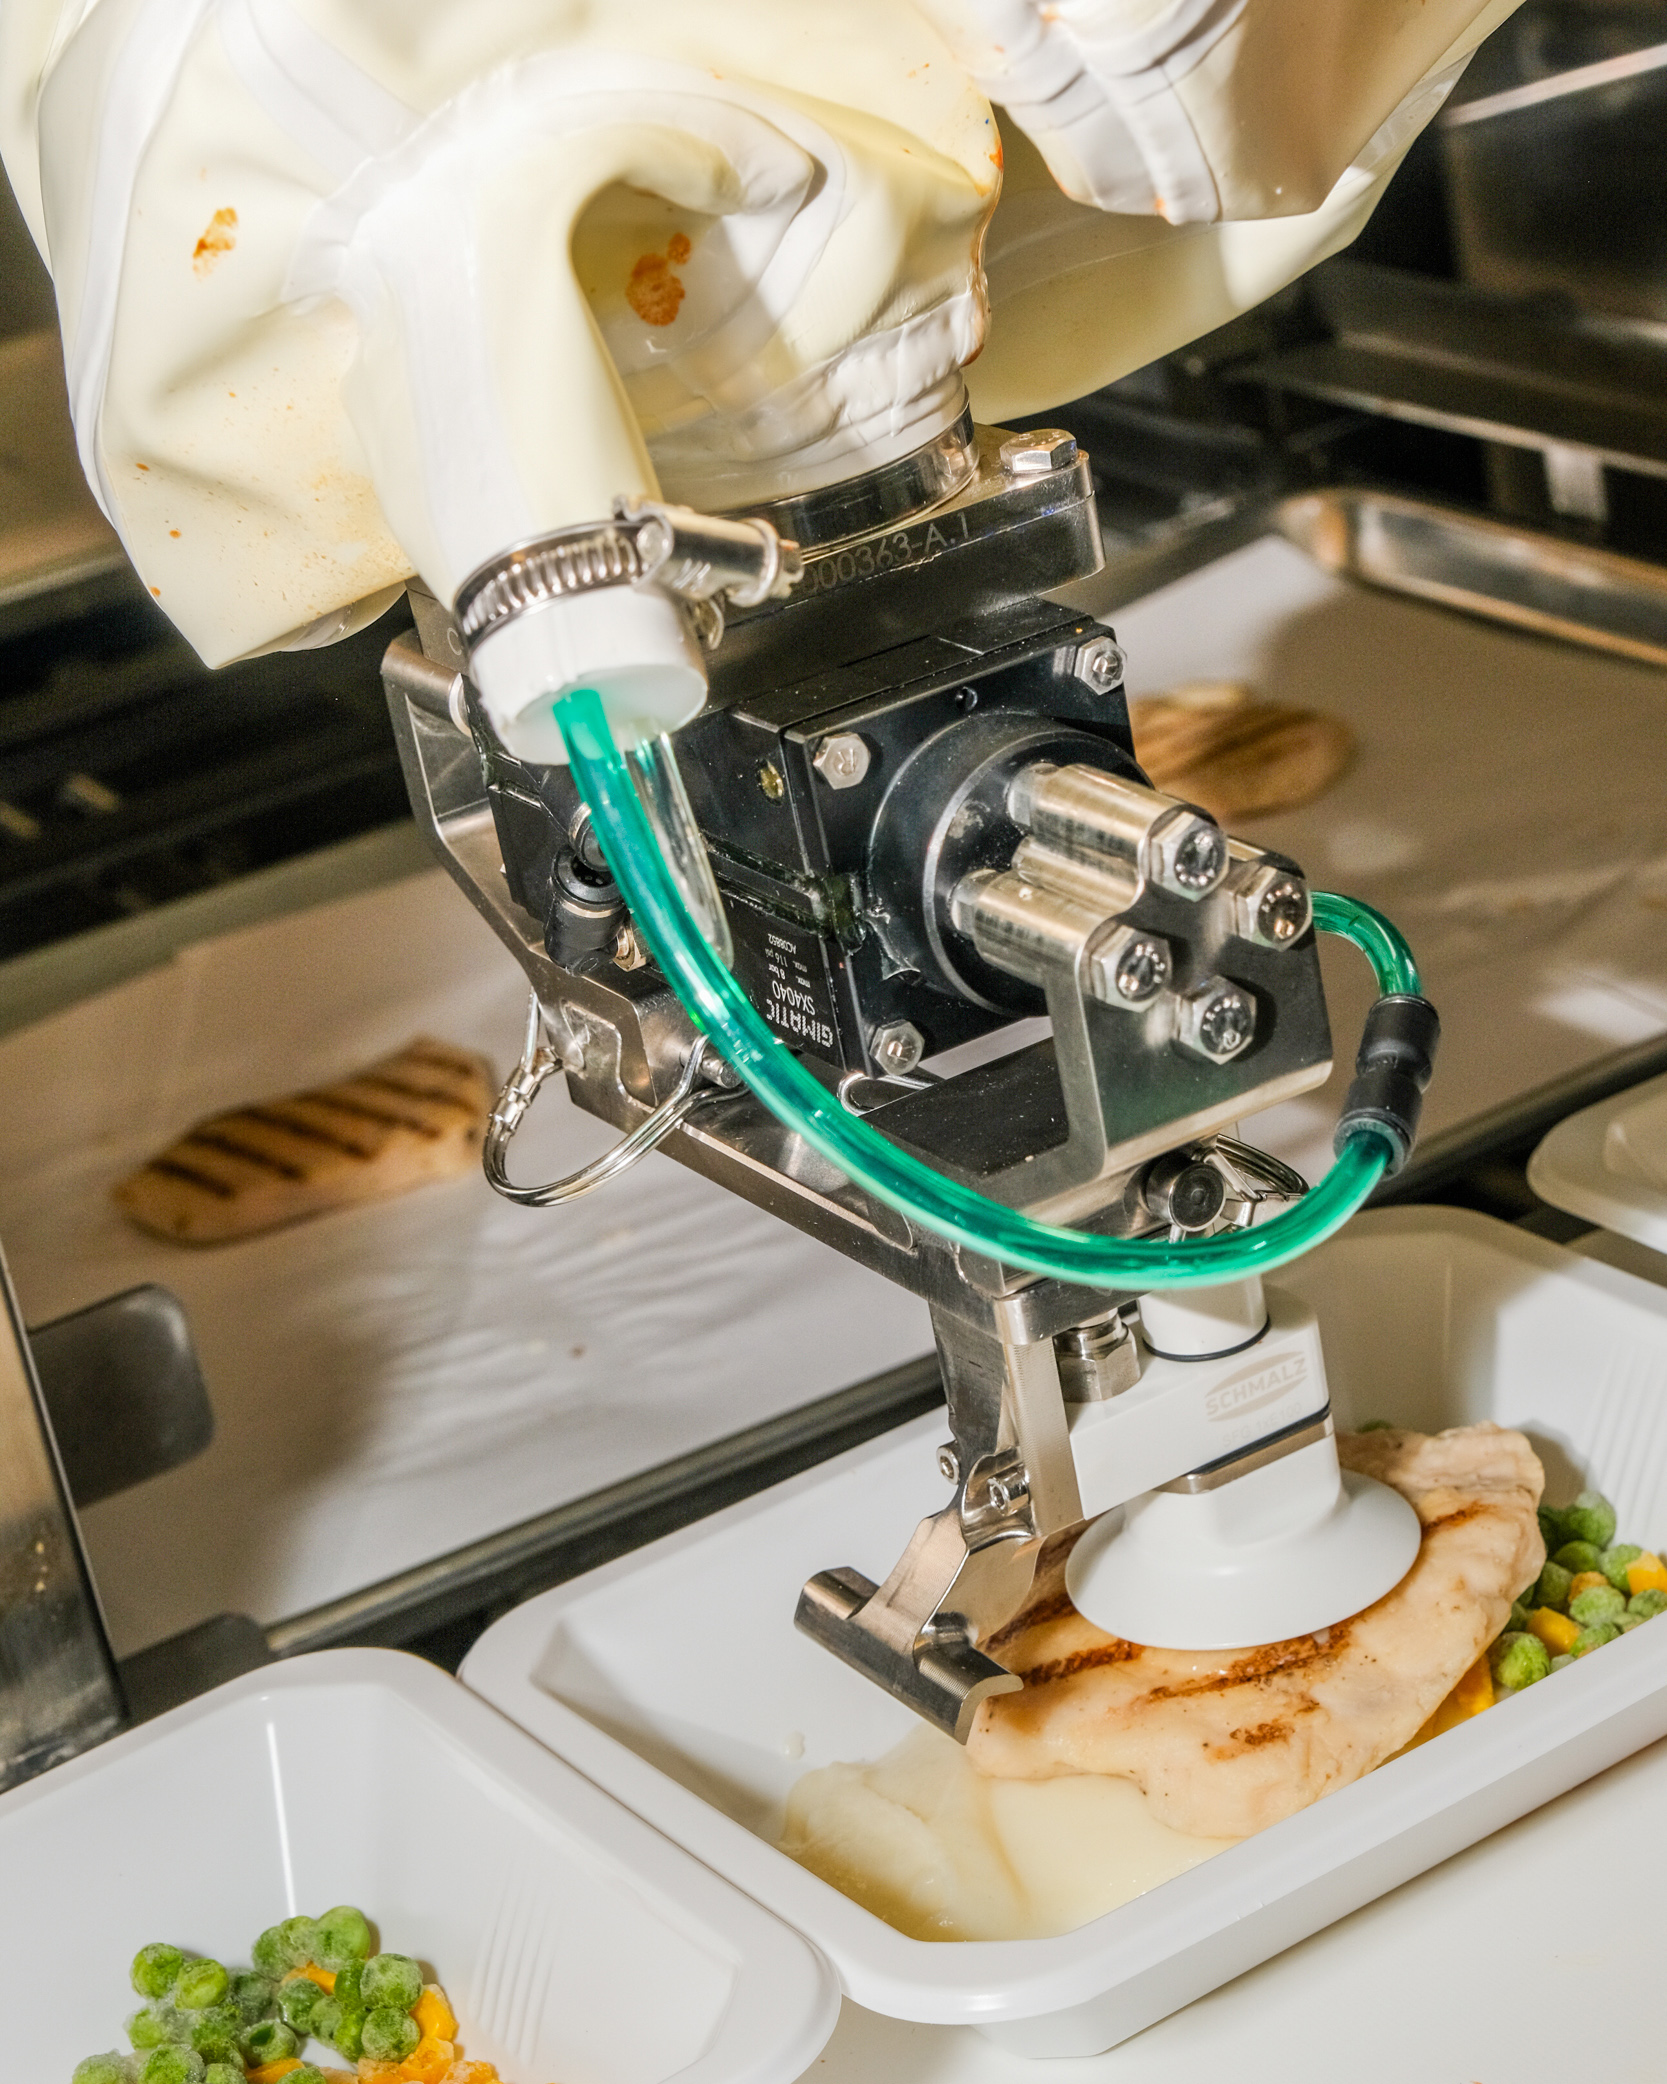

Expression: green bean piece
xmin=127 ymin=2008 xmax=182 ymax=2052
xmin=228 ymin=1972 xmax=277 ymax=2024
xmin=250 ymin=1928 xmax=289 ymax=1981
xmin=185 ymin=2007 xmax=241 ymax=2064
xmin=287 ymin=2070 xmax=328 ymax=2084
xmin=139 ymin=2053 xmax=204 ymax=2084
xmin=316 ymin=1904 xmax=374 ymax=1972
xmin=240 ymin=2019 xmax=298 ymax=2067
xmin=276 ymin=1916 xmax=322 ymax=1969
xmin=1562 ymin=1491 xmax=1618 ymax=1549
xmin=1551 ymin=1540 xmax=1603 ymax=1576
xmin=203 ymin=2068 xmax=242 ymax=2084
xmin=361 ymin=2008 xmax=421 ymax=2063
xmin=1600 ymin=1543 xmax=1644 ymax=1593
xmin=1550 ymin=1652 xmax=1575 ymax=1671
xmin=1569 ymin=1583 xmax=1627 ymax=1626
xmin=1534 ymin=1561 xmax=1574 ymax=1612
xmin=1508 ymin=1598 xmax=1533 ymax=1634
xmin=1572 ymin=1621 xmax=1621 ymax=1656
xmin=1629 ymin=1587 xmax=1667 ymax=1619
xmin=360 ymin=1953 xmax=423 ymax=2012
xmin=174 ymin=1961 xmax=229 ymax=2013
xmin=1357 ymin=1419 xmax=1393 ymax=1433
xmin=279 ymin=1975 xmax=326 ymax=2035
xmin=131 ymin=1947 xmax=185 ymax=2001
xmin=331 ymin=1960 xmax=363 ymax=2009
xmin=73 ymin=2057 xmax=133 ymax=2084
xmin=1489 ymin=1631 xmax=1552 ymax=1691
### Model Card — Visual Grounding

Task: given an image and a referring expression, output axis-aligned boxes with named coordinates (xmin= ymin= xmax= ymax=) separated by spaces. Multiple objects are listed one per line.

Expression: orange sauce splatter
xmin=193 ymin=207 xmax=238 ymax=275
xmin=625 ymin=231 xmax=692 ymax=327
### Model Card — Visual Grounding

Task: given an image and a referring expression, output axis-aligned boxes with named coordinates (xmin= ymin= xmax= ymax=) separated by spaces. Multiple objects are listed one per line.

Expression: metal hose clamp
xmin=484 ymin=990 xmax=740 ymax=1208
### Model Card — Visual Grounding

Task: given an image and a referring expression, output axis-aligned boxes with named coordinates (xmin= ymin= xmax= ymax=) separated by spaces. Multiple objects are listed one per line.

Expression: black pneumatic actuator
xmin=1333 ymin=993 xmax=1440 ymax=1176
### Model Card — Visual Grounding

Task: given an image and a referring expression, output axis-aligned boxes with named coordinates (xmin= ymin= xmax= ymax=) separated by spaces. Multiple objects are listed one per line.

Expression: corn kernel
xmin=1567 ymin=1570 xmax=1609 ymax=1600
xmin=1628 ymin=1554 xmax=1667 ymax=1597
xmin=1529 ymin=1606 xmax=1582 ymax=1655
xmin=413 ymin=1984 xmax=458 ymax=2042
xmin=281 ymin=1962 xmax=336 ymax=1994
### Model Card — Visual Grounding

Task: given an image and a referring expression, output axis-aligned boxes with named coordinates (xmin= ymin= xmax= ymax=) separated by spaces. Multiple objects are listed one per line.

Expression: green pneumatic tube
xmin=558 ymin=687 xmax=1429 ymax=1290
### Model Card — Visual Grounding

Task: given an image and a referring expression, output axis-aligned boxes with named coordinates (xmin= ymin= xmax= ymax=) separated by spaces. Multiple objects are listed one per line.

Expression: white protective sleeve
xmin=0 ymin=0 xmax=1514 ymax=752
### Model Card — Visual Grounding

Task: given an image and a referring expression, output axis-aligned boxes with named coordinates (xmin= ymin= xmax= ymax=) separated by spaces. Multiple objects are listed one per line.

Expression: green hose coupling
xmin=1334 ymin=993 xmax=1441 ymax=1175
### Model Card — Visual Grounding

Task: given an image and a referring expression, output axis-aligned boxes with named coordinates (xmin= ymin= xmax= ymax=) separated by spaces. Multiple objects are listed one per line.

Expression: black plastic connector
xmin=1333 ymin=993 xmax=1440 ymax=1175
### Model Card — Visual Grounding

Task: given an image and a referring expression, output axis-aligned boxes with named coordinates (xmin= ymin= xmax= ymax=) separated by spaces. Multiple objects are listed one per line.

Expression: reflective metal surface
xmin=1278 ymin=487 xmax=1667 ymax=670
xmin=0 ymin=1244 xmax=124 ymax=1792
xmin=729 ymin=404 xmax=978 ymax=551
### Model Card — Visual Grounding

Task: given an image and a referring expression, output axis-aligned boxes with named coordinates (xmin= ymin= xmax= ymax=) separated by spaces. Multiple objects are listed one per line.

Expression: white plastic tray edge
xmin=1528 ymin=1067 xmax=1667 ymax=1253
xmin=0 ymin=1647 xmax=841 ymax=2084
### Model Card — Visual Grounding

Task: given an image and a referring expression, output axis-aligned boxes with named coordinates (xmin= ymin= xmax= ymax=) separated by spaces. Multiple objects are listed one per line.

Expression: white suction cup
xmin=1066 ymin=1435 xmax=1421 ymax=1651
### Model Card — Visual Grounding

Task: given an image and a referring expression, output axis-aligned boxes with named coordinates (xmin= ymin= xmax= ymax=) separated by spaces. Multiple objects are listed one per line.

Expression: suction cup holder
xmin=1066 ymin=1410 xmax=1422 ymax=1651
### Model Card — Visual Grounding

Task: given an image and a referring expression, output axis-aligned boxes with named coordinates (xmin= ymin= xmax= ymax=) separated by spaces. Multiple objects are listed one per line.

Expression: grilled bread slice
xmin=1130 ymin=680 xmax=1354 ymax=825
xmin=112 ymin=1037 xmax=493 ymax=1244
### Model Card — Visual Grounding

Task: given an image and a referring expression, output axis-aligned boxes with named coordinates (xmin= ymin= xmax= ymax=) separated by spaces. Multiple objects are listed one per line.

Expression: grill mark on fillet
xmin=182 ymin=1128 xmax=307 ymax=1180
xmin=241 ymin=1105 xmax=376 ymax=1158
xmin=358 ymin=1072 xmax=474 ymax=1110
xmin=144 ymin=1156 xmax=236 ymax=1198
xmin=304 ymin=1090 xmax=443 ymax=1138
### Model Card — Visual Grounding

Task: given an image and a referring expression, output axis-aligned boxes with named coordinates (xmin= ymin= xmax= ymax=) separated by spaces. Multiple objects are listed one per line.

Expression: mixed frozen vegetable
xmin=74 ymin=1908 xmax=521 ymax=2084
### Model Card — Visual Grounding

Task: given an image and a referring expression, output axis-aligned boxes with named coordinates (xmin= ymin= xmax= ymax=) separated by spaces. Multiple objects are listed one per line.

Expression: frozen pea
xmin=174 ymin=1961 xmax=228 ymax=2013
xmin=240 ymin=2018 xmax=297 ymax=2067
xmin=1508 ymin=1598 xmax=1533 ymax=1634
xmin=1569 ymin=1583 xmax=1627 ymax=1626
xmin=250 ymin=1927 xmax=289 ymax=1980
xmin=203 ymin=2069 xmax=241 ymax=2084
xmin=139 ymin=2054 xmax=203 ymax=2084
xmin=1630 ymin=1587 xmax=1667 ymax=1619
xmin=316 ymin=1904 xmax=373 ymax=1972
xmin=1534 ymin=1561 xmax=1574 ymax=1612
xmin=1617 ymin=1613 xmax=1646 ymax=1632
xmin=1490 ymin=1631 xmax=1551 ymax=1691
xmin=1572 ymin=1621 xmax=1621 ymax=1656
xmin=1552 ymin=1540 xmax=1603 ymax=1576
xmin=228 ymin=1972 xmax=276 ymax=2024
xmin=279 ymin=1976 xmax=325 ymax=2035
xmin=127 ymin=2009 xmax=182 ymax=2053
xmin=328 ymin=2005 xmax=365 ymax=2062
xmin=1358 ymin=1419 xmax=1394 ymax=1433
xmin=131 ymin=1947 xmax=185 ymax=2001
xmin=1563 ymin=1491 xmax=1618 ymax=1549
xmin=360 ymin=1953 xmax=423 ymax=2012
xmin=73 ymin=2058 xmax=133 ymax=2084
xmin=1601 ymin=1543 xmax=1644 ymax=1593
xmin=1550 ymin=1652 xmax=1575 ymax=1671
xmin=276 ymin=1915 xmax=322 ymax=1968
xmin=185 ymin=2007 xmax=241 ymax=2064
xmin=360 ymin=2008 xmax=421 ymax=2063
xmin=287 ymin=2070 xmax=328 ymax=2084
xmin=1537 ymin=1504 xmax=1569 ymax=1552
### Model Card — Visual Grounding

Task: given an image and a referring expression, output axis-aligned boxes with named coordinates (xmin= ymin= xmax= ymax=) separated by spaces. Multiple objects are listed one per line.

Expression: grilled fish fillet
xmin=965 ymin=1424 xmax=1545 ymax=1839
xmin=1130 ymin=680 xmax=1354 ymax=824
xmin=112 ymin=1037 xmax=492 ymax=1244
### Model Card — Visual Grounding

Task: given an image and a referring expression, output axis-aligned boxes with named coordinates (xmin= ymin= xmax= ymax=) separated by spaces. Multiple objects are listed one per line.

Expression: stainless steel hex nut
xmin=1087 ymin=925 xmax=1172 ymax=1009
xmin=1230 ymin=859 xmax=1312 ymax=948
xmin=1147 ymin=804 xmax=1229 ymax=899
xmin=1175 ymin=976 xmax=1257 ymax=1062
xmin=999 ymin=428 xmax=1079 ymax=477
xmin=1068 ymin=635 xmax=1127 ymax=695
xmin=870 ymin=1019 xmax=925 ymax=1074
xmin=812 ymin=732 xmax=872 ymax=789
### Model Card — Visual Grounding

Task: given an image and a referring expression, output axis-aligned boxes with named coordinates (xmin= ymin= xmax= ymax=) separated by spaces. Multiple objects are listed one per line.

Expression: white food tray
xmin=1530 ymin=1066 xmax=1667 ymax=1256
xmin=0 ymin=1648 xmax=837 ymax=2084
xmin=461 ymin=1207 xmax=1667 ymax=2058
